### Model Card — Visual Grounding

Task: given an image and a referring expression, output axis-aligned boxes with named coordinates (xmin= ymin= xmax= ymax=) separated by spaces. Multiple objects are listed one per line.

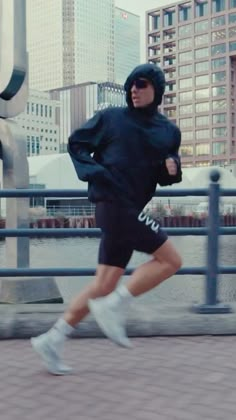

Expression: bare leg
xmin=64 ymin=264 xmax=124 ymax=326
xmin=126 ymin=239 xmax=182 ymax=297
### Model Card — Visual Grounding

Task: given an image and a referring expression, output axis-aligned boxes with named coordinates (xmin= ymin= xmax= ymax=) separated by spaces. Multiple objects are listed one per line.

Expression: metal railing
xmin=0 ymin=169 xmax=236 ymax=313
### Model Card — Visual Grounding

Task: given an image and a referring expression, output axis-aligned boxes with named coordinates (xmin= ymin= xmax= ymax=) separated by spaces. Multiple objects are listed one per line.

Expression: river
xmin=0 ymin=236 xmax=235 ymax=305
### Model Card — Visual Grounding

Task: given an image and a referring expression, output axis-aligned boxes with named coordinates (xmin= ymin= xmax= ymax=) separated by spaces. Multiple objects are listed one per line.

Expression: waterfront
xmin=0 ymin=236 xmax=235 ymax=305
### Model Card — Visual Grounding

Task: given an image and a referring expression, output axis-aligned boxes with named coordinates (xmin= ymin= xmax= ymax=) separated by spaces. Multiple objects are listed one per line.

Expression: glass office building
xmin=27 ymin=1 xmax=140 ymax=91
xmin=147 ymin=0 xmax=236 ymax=167
xmin=114 ymin=8 xmax=140 ymax=85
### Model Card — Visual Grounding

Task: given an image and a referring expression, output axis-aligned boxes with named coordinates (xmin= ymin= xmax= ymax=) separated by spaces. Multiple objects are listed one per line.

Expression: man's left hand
xmin=165 ymin=158 xmax=177 ymax=175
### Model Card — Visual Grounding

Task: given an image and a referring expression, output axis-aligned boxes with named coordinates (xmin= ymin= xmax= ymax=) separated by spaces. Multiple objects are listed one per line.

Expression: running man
xmin=31 ymin=63 xmax=183 ymax=375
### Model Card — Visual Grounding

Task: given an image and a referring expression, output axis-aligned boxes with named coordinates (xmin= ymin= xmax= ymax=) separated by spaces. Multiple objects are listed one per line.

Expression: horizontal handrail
xmin=0 ymin=187 xmax=235 ymax=198
xmin=0 ymin=266 xmax=235 ymax=277
xmin=0 ymin=188 xmax=236 ymax=198
xmin=0 ymin=227 xmax=236 ymax=237
xmin=0 ymin=188 xmax=210 ymax=197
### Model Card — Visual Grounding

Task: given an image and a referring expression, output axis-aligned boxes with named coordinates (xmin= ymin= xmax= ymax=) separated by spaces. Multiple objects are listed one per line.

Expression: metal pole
xmin=194 ymin=170 xmax=231 ymax=314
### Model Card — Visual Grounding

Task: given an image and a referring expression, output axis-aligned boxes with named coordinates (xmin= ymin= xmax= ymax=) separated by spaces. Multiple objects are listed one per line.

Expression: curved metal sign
xmin=0 ymin=0 xmax=28 ymax=118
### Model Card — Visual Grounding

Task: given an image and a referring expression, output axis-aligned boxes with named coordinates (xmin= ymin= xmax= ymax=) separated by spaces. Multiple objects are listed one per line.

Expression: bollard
xmin=194 ymin=170 xmax=231 ymax=314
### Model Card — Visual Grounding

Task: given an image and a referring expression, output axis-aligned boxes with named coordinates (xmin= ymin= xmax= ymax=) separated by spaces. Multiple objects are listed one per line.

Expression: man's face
xmin=131 ymin=78 xmax=155 ymax=108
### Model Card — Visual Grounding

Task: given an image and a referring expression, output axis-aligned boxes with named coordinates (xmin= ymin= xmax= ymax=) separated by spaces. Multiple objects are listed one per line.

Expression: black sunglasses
xmin=132 ymin=79 xmax=149 ymax=89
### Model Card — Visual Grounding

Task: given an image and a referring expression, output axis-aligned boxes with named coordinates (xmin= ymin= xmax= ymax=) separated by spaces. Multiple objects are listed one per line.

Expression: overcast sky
xmin=115 ymin=0 xmax=174 ymax=61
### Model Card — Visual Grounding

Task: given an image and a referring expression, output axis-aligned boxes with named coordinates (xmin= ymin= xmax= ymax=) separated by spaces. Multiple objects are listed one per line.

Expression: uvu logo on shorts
xmin=138 ymin=211 xmax=160 ymax=233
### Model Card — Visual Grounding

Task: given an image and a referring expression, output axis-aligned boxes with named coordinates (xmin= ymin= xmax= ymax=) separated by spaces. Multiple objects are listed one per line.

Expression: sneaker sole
xmin=88 ymin=299 xmax=132 ymax=348
xmin=31 ymin=337 xmax=73 ymax=376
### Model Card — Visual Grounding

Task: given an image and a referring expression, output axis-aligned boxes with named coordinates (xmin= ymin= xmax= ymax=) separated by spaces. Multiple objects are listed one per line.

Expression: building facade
xmin=49 ymin=82 xmax=126 ymax=152
xmin=11 ymin=90 xmax=60 ymax=156
xmin=114 ymin=8 xmax=140 ymax=84
xmin=147 ymin=0 xmax=236 ymax=167
xmin=27 ymin=0 xmax=140 ymax=91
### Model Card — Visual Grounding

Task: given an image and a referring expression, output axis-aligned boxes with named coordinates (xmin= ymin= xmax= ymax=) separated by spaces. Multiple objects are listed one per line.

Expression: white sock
xmin=105 ymin=285 xmax=134 ymax=308
xmin=46 ymin=318 xmax=75 ymax=351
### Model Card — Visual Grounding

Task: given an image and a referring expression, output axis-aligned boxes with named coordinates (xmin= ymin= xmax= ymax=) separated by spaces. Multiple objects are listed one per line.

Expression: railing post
xmin=194 ymin=170 xmax=231 ymax=314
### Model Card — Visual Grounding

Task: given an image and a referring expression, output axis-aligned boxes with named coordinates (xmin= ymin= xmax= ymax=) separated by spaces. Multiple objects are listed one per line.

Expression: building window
xmin=229 ymin=41 xmax=236 ymax=52
xmin=229 ymin=27 xmax=236 ymax=38
xmin=196 ymin=115 xmax=210 ymax=126
xmin=212 ymin=142 xmax=226 ymax=155
xmin=164 ymin=8 xmax=175 ymax=27
xmin=212 ymin=127 xmax=227 ymax=137
xmin=181 ymin=145 xmax=194 ymax=156
xmin=212 ymin=71 xmax=226 ymax=83
xmin=195 ymin=102 xmax=210 ymax=112
xmin=194 ymin=20 xmax=208 ymax=32
xmin=196 ymin=129 xmax=210 ymax=140
xmin=179 ymin=3 xmax=192 ymax=22
xmin=164 ymin=96 xmax=176 ymax=105
xmin=229 ymin=0 xmax=236 ymax=8
xmin=212 ymin=99 xmax=226 ymax=110
xmin=195 ymin=1 xmax=208 ymax=17
xmin=178 ymin=38 xmax=192 ymax=49
xmin=179 ymin=50 xmax=192 ymax=62
xmin=211 ymin=29 xmax=226 ymax=42
xmin=179 ymin=117 xmax=193 ymax=128
xmin=150 ymin=15 xmax=160 ymax=31
xmin=212 ymin=113 xmax=226 ymax=124
xmin=179 ymin=64 xmax=192 ymax=75
xmin=195 ymin=47 xmax=209 ymax=59
xmin=229 ymin=13 xmax=236 ymax=24
xmin=212 ymin=86 xmax=226 ymax=96
xmin=211 ymin=57 xmax=226 ymax=69
xmin=196 ymin=144 xmax=210 ymax=156
xmin=181 ymin=131 xmax=194 ymax=141
xmin=178 ymin=24 xmax=192 ymax=37
xmin=195 ymin=61 xmax=209 ymax=73
xmin=195 ymin=88 xmax=209 ymax=99
xmin=211 ymin=43 xmax=226 ymax=56
xmin=179 ymin=104 xmax=193 ymax=115
xmin=195 ymin=74 xmax=210 ymax=86
xmin=179 ymin=78 xmax=193 ymax=89
xmin=211 ymin=16 xmax=225 ymax=27
xmin=212 ymin=0 xmax=225 ymax=13
xmin=195 ymin=33 xmax=209 ymax=46
xmin=179 ymin=90 xmax=193 ymax=101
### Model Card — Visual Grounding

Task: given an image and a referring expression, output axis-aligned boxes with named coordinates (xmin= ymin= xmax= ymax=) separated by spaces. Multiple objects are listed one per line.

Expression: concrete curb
xmin=0 ymin=302 xmax=236 ymax=338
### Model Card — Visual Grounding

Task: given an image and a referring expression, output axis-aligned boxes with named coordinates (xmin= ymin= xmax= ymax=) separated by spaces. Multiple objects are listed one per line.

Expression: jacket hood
xmin=124 ymin=63 xmax=166 ymax=111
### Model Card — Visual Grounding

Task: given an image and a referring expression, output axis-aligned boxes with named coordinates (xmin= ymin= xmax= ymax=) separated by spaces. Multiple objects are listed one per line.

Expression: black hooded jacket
xmin=68 ymin=63 xmax=182 ymax=211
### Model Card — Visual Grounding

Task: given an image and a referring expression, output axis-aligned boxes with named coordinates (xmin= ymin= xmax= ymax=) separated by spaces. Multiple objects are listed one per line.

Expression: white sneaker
xmin=31 ymin=334 xmax=72 ymax=375
xmin=88 ymin=297 xmax=132 ymax=348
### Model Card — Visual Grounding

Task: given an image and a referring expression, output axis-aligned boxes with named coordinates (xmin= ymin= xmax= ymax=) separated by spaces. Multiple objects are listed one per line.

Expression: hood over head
xmin=124 ymin=63 xmax=166 ymax=112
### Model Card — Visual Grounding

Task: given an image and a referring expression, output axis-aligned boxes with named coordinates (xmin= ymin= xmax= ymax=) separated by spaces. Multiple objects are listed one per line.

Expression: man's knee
xmin=153 ymin=240 xmax=182 ymax=273
xmin=170 ymin=252 xmax=182 ymax=273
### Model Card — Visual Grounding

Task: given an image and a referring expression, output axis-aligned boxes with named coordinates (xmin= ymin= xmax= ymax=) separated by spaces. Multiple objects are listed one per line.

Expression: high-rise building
xmin=11 ymin=90 xmax=60 ymax=156
xmin=114 ymin=8 xmax=140 ymax=85
xmin=27 ymin=0 xmax=140 ymax=91
xmin=49 ymin=81 xmax=126 ymax=152
xmin=146 ymin=0 xmax=236 ymax=168
xmin=27 ymin=0 xmax=115 ymax=90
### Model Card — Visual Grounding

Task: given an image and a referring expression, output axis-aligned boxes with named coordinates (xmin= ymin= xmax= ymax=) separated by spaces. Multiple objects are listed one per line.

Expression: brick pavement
xmin=1 ymin=336 xmax=236 ymax=420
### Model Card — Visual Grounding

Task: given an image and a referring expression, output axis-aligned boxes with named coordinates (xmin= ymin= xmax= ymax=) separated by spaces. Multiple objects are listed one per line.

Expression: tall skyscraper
xmin=114 ymin=8 xmax=140 ymax=85
xmin=27 ymin=0 xmax=140 ymax=91
xmin=147 ymin=0 xmax=236 ymax=168
xmin=27 ymin=0 xmax=115 ymax=90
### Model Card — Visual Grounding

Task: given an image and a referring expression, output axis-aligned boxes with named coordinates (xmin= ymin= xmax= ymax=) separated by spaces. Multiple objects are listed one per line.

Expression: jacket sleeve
xmin=157 ymin=127 xmax=182 ymax=187
xmin=67 ymin=111 xmax=110 ymax=182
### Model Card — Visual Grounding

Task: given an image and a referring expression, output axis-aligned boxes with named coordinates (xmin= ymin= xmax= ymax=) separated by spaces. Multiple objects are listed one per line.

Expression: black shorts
xmin=95 ymin=201 xmax=168 ymax=269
